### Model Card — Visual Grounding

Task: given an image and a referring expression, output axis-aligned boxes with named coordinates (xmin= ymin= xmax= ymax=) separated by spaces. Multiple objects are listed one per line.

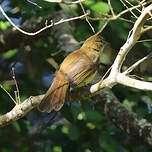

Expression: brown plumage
xmin=38 ymin=34 xmax=104 ymax=113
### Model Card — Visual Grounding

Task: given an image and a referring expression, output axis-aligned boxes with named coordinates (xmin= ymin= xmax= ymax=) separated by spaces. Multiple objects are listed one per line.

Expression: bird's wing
xmin=60 ymin=49 xmax=99 ymax=87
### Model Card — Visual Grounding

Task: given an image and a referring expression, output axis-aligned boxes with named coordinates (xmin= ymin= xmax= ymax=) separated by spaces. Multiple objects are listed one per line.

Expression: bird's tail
xmin=38 ymin=71 xmax=69 ymax=113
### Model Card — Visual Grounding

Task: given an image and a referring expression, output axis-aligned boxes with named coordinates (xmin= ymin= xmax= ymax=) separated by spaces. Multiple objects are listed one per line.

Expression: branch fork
xmin=91 ymin=4 xmax=152 ymax=93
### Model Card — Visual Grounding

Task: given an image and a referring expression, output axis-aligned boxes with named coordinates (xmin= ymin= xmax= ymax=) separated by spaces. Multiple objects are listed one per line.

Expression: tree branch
xmin=123 ymin=52 xmax=152 ymax=75
xmin=94 ymin=90 xmax=152 ymax=147
xmin=43 ymin=0 xmax=85 ymax=4
xmin=117 ymin=74 xmax=152 ymax=90
xmin=0 ymin=95 xmax=44 ymax=128
xmin=1 ymin=89 xmax=152 ymax=147
xmin=0 ymin=5 xmax=88 ymax=36
xmin=91 ymin=4 xmax=152 ymax=93
xmin=0 ymin=3 xmax=148 ymax=55
xmin=1 ymin=3 xmax=152 ymax=148
xmin=0 ymin=11 xmax=78 ymax=55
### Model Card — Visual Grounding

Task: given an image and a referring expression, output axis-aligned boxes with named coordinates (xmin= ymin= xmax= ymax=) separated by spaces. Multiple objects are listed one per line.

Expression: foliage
xmin=0 ymin=0 xmax=152 ymax=152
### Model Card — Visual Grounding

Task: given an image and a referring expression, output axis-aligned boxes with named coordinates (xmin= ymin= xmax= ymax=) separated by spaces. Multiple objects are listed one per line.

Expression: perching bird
xmin=38 ymin=34 xmax=104 ymax=113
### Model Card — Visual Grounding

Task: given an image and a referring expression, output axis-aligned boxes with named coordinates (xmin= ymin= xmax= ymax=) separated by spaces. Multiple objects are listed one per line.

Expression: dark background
xmin=0 ymin=0 xmax=152 ymax=151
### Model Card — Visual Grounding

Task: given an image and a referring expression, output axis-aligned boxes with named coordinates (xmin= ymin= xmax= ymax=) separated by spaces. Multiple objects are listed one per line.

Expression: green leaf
xmin=68 ymin=126 xmax=80 ymax=140
xmin=91 ymin=2 xmax=110 ymax=14
xmin=123 ymin=99 xmax=135 ymax=110
xmin=77 ymin=112 xmax=86 ymax=120
xmin=3 ymin=49 xmax=18 ymax=59
xmin=71 ymin=105 xmax=81 ymax=120
xmin=61 ymin=126 xmax=69 ymax=134
xmin=13 ymin=122 xmax=21 ymax=132
xmin=84 ymin=0 xmax=95 ymax=7
xmin=98 ymin=20 xmax=105 ymax=30
xmin=2 ymin=83 xmax=12 ymax=92
xmin=86 ymin=122 xmax=96 ymax=129
xmin=143 ymin=42 xmax=151 ymax=48
xmin=99 ymin=132 xmax=120 ymax=152
xmin=0 ymin=21 xmax=10 ymax=31
xmin=53 ymin=146 xmax=62 ymax=152
xmin=85 ymin=111 xmax=103 ymax=122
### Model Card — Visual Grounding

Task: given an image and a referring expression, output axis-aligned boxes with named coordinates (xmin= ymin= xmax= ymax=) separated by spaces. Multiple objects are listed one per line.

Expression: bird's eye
xmin=93 ymin=48 xmax=100 ymax=51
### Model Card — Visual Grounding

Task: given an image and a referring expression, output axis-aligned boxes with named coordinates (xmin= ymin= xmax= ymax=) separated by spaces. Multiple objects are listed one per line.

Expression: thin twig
xmin=26 ymin=0 xmax=42 ymax=8
xmin=127 ymin=74 xmax=144 ymax=80
xmin=97 ymin=65 xmax=112 ymax=88
xmin=123 ymin=51 xmax=152 ymax=75
xmin=96 ymin=3 xmax=146 ymax=36
xmin=0 ymin=4 xmax=89 ymax=36
xmin=68 ymin=0 xmax=85 ymax=4
xmin=79 ymin=0 xmax=95 ymax=33
xmin=124 ymin=0 xmax=142 ymax=13
xmin=12 ymin=67 xmax=21 ymax=104
xmin=119 ymin=17 xmax=135 ymax=24
xmin=88 ymin=3 xmax=146 ymax=22
xmin=120 ymin=0 xmax=138 ymax=18
xmin=107 ymin=0 xmax=115 ymax=16
xmin=96 ymin=20 xmax=109 ymax=35
xmin=142 ymin=26 xmax=152 ymax=33
xmin=136 ymin=39 xmax=152 ymax=43
xmin=115 ymin=3 xmax=146 ymax=19
xmin=43 ymin=0 xmax=62 ymax=3
xmin=0 ymin=84 xmax=17 ymax=104
xmin=43 ymin=0 xmax=85 ymax=4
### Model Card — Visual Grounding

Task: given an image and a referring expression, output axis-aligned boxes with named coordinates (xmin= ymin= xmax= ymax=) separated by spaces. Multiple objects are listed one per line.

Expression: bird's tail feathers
xmin=38 ymin=71 xmax=69 ymax=113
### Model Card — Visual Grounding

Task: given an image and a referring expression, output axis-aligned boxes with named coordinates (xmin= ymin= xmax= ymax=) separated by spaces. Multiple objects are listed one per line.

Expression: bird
xmin=38 ymin=34 xmax=104 ymax=113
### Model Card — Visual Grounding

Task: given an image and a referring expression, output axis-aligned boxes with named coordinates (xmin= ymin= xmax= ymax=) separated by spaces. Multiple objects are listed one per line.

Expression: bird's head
xmin=82 ymin=34 xmax=104 ymax=52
